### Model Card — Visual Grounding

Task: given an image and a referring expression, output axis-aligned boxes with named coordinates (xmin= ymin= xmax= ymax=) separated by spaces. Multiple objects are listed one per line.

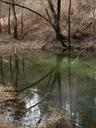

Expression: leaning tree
xmin=0 ymin=0 xmax=67 ymax=46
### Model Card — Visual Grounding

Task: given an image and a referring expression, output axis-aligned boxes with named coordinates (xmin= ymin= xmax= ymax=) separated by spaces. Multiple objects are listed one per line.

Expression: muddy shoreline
xmin=0 ymin=34 xmax=96 ymax=56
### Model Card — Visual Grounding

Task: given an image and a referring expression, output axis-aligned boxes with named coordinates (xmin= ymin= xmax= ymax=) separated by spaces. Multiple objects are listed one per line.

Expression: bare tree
xmin=11 ymin=0 xmax=18 ymax=39
xmin=43 ymin=0 xmax=67 ymax=46
xmin=0 ymin=0 xmax=68 ymax=46
xmin=8 ymin=0 xmax=11 ymax=34
xmin=47 ymin=0 xmax=62 ymax=40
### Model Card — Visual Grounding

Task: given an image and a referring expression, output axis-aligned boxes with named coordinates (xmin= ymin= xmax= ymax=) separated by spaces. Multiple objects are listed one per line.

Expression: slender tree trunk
xmin=47 ymin=0 xmax=62 ymax=40
xmin=55 ymin=0 xmax=61 ymax=40
xmin=47 ymin=0 xmax=67 ymax=47
xmin=68 ymin=0 xmax=71 ymax=49
xmin=0 ymin=1 xmax=2 ymax=33
xmin=11 ymin=0 xmax=18 ymax=39
xmin=8 ymin=1 xmax=11 ymax=34
xmin=21 ymin=3 xmax=24 ymax=35
xmin=93 ymin=3 xmax=96 ymax=34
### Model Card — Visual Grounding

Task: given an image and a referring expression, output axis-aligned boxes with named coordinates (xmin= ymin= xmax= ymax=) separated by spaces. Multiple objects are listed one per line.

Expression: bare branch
xmin=0 ymin=0 xmax=49 ymax=22
xmin=47 ymin=0 xmax=57 ymax=20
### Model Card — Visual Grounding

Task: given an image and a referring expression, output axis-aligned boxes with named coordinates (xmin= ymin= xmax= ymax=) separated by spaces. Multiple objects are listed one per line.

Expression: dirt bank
xmin=0 ymin=34 xmax=96 ymax=55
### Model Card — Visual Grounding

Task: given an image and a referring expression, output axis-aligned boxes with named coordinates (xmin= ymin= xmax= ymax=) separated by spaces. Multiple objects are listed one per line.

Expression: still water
xmin=0 ymin=53 xmax=96 ymax=128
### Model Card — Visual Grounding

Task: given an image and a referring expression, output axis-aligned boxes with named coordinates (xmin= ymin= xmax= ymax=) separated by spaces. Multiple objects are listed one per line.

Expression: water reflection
xmin=0 ymin=53 xmax=96 ymax=128
xmin=0 ymin=56 xmax=4 ymax=84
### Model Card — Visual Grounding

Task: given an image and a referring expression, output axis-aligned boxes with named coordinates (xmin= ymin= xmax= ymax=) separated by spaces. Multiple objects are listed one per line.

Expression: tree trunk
xmin=8 ymin=1 xmax=11 ymax=34
xmin=47 ymin=0 xmax=61 ymax=40
xmin=11 ymin=0 xmax=18 ymax=39
xmin=55 ymin=0 xmax=61 ymax=40
xmin=47 ymin=0 xmax=67 ymax=47
xmin=0 ymin=1 xmax=2 ymax=33
xmin=21 ymin=3 xmax=24 ymax=35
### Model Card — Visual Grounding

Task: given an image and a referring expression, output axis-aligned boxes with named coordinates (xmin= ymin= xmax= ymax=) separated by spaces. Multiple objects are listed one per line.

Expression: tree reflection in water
xmin=0 ymin=53 xmax=96 ymax=128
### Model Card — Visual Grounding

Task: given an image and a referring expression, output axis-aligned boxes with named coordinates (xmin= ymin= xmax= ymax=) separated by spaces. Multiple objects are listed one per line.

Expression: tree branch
xmin=0 ymin=0 xmax=49 ymax=23
xmin=47 ymin=0 xmax=57 ymax=20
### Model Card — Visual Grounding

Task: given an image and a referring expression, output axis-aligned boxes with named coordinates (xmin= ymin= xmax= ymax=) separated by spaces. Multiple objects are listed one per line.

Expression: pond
xmin=0 ymin=52 xmax=96 ymax=128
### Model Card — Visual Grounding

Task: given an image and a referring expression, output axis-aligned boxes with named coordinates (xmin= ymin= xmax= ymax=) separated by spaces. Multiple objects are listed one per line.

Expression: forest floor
xmin=0 ymin=14 xmax=96 ymax=56
xmin=0 ymin=33 xmax=96 ymax=56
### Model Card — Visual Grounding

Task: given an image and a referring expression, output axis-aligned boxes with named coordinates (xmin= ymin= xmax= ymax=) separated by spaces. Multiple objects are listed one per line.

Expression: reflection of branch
xmin=3 ymin=70 xmax=52 ymax=93
xmin=58 ymin=72 xmax=62 ymax=105
xmin=0 ymin=57 xmax=4 ymax=84
xmin=18 ymin=70 xmax=52 ymax=92
xmin=27 ymin=93 xmax=50 ymax=110
xmin=22 ymin=57 xmax=27 ymax=85
xmin=14 ymin=54 xmax=19 ymax=88
xmin=47 ymin=69 xmax=53 ymax=87
xmin=9 ymin=56 xmax=14 ymax=82
xmin=0 ymin=65 xmax=8 ymax=71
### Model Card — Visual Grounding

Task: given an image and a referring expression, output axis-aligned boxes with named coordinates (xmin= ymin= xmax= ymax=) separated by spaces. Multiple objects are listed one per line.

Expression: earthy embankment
xmin=0 ymin=34 xmax=96 ymax=55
